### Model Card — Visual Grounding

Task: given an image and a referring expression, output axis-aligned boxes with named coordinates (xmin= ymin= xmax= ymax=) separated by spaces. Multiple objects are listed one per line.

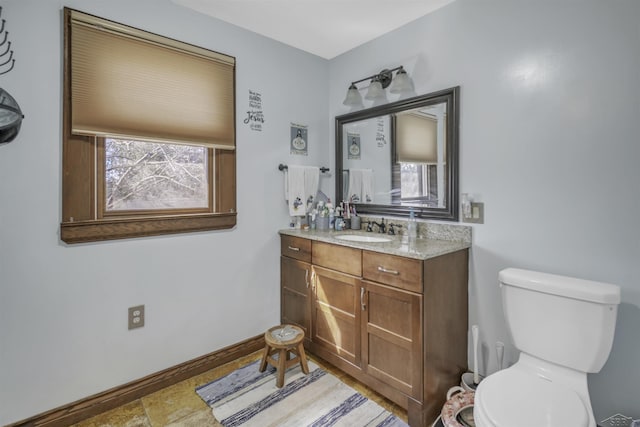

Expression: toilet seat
xmin=475 ymin=369 xmax=589 ymax=427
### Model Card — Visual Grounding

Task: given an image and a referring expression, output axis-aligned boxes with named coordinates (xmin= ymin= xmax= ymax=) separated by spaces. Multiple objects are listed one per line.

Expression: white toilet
xmin=474 ymin=268 xmax=620 ymax=427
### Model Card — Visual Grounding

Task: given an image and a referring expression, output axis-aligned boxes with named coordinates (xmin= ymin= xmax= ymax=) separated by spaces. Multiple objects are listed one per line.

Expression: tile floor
xmin=72 ymin=351 xmax=408 ymax=427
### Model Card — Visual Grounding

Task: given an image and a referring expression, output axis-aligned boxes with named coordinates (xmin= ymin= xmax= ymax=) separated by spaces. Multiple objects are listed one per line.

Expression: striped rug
xmin=196 ymin=360 xmax=409 ymax=427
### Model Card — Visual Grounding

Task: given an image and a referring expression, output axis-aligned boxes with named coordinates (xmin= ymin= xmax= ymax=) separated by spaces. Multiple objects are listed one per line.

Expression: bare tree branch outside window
xmin=105 ymin=138 xmax=208 ymax=211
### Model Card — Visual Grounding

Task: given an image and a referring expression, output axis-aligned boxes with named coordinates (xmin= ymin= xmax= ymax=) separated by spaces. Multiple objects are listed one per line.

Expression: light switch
xmin=463 ymin=202 xmax=484 ymax=224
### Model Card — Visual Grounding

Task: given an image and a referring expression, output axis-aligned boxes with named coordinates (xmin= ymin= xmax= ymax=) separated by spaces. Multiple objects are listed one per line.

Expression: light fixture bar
xmin=348 ymin=65 xmax=405 ymax=87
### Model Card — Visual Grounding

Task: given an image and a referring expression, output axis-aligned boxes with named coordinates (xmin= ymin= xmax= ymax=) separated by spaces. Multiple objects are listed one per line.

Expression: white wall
xmin=0 ymin=0 xmax=328 ymax=424
xmin=329 ymin=0 xmax=640 ymax=420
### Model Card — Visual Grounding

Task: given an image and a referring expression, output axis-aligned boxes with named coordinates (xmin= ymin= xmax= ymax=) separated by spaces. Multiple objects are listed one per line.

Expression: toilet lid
xmin=478 ymin=370 xmax=589 ymax=427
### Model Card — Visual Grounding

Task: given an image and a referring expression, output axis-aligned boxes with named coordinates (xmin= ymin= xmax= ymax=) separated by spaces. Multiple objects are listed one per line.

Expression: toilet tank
xmin=499 ymin=268 xmax=620 ymax=373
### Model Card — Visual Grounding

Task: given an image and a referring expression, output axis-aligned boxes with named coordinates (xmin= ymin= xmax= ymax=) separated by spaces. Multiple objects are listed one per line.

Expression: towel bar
xmin=278 ymin=163 xmax=329 ymax=173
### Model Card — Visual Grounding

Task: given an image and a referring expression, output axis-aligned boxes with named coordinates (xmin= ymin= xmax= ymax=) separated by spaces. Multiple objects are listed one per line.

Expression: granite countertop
xmin=279 ymin=228 xmax=471 ymax=261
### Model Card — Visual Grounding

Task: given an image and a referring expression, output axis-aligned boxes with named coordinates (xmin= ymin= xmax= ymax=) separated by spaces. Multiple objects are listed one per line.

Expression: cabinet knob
xmin=360 ymin=287 xmax=366 ymax=311
xmin=287 ymin=246 xmax=300 ymax=251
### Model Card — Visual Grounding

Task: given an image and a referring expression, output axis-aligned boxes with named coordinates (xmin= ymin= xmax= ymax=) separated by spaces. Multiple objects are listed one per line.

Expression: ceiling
xmin=171 ymin=0 xmax=456 ymax=59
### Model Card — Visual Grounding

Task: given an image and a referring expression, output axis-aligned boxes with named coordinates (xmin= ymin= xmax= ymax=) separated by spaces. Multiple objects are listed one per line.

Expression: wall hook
xmin=0 ymin=58 xmax=14 ymax=75
xmin=0 ymin=41 xmax=11 ymax=58
xmin=0 ymin=50 xmax=12 ymax=67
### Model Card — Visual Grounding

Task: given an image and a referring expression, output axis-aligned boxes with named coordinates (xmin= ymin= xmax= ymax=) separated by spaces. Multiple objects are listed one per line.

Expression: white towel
xmin=347 ymin=169 xmax=374 ymax=203
xmin=362 ymin=169 xmax=374 ymax=203
xmin=304 ymin=166 xmax=320 ymax=209
xmin=284 ymin=166 xmax=320 ymax=216
xmin=285 ymin=165 xmax=306 ymax=216
xmin=348 ymin=169 xmax=364 ymax=203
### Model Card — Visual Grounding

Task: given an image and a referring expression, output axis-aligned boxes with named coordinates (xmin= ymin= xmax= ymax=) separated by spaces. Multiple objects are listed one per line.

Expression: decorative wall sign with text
xmin=243 ymin=90 xmax=264 ymax=131
xmin=347 ymin=132 xmax=361 ymax=159
xmin=290 ymin=123 xmax=308 ymax=156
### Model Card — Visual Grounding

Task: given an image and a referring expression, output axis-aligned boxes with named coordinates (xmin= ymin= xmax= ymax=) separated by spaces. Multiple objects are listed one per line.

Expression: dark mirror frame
xmin=335 ymin=86 xmax=460 ymax=221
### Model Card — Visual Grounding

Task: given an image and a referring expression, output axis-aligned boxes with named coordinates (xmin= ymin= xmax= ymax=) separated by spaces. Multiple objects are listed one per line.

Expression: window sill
xmin=60 ymin=213 xmax=236 ymax=244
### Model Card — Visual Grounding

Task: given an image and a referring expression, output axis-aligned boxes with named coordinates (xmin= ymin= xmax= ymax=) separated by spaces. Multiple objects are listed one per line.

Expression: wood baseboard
xmin=6 ymin=334 xmax=265 ymax=427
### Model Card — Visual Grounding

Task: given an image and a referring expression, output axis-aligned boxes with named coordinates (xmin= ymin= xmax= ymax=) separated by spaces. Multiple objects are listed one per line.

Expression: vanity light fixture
xmin=342 ymin=66 xmax=414 ymax=108
xmin=364 ymin=75 xmax=388 ymax=104
xmin=343 ymin=83 xmax=364 ymax=109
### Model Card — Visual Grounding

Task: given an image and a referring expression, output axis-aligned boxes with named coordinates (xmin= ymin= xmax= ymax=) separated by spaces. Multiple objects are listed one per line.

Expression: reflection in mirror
xmin=336 ymin=87 xmax=459 ymax=221
xmin=392 ymin=103 xmax=446 ymax=207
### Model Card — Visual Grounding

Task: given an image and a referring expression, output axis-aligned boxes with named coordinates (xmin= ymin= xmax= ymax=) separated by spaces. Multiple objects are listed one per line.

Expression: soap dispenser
xmin=407 ymin=208 xmax=417 ymax=239
xmin=461 ymin=193 xmax=472 ymax=219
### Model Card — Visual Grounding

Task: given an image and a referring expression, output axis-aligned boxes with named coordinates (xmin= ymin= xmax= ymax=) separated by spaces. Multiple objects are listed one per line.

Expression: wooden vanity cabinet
xmin=280 ymin=236 xmax=312 ymax=343
xmin=361 ymin=280 xmax=422 ymax=399
xmin=311 ymin=241 xmax=362 ymax=368
xmin=312 ymin=265 xmax=361 ymax=367
xmin=280 ymin=234 xmax=468 ymax=426
xmin=361 ymin=251 xmax=424 ymax=399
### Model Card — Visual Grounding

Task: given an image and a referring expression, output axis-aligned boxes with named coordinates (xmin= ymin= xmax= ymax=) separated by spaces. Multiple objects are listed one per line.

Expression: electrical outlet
xmin=128 ymin=305 xmax=145 ymax=330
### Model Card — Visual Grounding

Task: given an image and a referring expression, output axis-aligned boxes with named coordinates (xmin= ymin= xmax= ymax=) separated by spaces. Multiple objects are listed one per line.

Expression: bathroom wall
xmin=329 ymin=0 xmax=640 ymax=419
xmin=2 ymin=0 xmax=638 ymax=424
xmin=0 ymin=0 xmax=329 ymax=424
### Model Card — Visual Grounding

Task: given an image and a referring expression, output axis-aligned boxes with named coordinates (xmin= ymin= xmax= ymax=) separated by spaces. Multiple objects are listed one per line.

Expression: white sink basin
xmin=334 ymin=234 xmax=393 ymax=243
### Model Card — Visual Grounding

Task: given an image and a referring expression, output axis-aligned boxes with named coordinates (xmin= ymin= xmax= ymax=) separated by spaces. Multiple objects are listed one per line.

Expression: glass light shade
xmin=342 ymin=84 xmax=364 ymax=108
xmin=364 ymin=80 xmax=387 ymax=102
xmin=389 ymin=69 xmax=414 ymax=94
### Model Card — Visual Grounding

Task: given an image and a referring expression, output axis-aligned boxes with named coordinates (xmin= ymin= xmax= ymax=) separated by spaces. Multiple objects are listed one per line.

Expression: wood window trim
xmin=60 ymin=212 xmax=237 ymax=244
xmin=61 ymin=135 xmax=236 ymax=244
xmin=61 ymin=9 xmax=236 ymax=244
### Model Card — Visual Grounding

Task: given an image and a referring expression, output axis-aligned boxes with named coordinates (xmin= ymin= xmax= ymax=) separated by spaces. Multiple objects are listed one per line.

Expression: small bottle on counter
xmin=407 ymin=208 xmax=417 ymax=239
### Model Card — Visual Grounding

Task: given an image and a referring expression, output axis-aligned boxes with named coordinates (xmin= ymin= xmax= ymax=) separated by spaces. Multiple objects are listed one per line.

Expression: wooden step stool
xmin=259 ymin=324 xmax=309 ymax=388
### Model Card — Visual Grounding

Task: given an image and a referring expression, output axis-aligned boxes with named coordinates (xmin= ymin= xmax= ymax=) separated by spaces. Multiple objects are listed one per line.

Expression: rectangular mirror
xmin=335 ymin=86 xmax=459 ymax=220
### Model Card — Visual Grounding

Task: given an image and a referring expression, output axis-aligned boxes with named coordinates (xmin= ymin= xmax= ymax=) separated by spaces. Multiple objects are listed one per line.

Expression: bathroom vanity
xmin=279 ymin=227 xmax=470 ymax=426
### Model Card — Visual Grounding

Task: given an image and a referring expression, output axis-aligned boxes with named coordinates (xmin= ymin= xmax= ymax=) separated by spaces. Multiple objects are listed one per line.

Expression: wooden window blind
xmin=69 ymin=9 xmax=235 ymax=149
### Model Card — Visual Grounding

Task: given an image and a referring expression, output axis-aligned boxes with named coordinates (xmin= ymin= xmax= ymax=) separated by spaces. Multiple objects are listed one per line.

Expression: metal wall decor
xmin=0 ymin=6 xmax=23 ymax=145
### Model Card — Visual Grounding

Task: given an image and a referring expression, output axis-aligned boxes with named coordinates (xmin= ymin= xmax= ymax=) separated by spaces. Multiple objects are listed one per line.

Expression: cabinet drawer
xmin=363 ymin=250 xmax=422 ymax=292
xmin=312 ymin=241 xmax=362 ymax=276
xmin=281 ymin=235 xmax=311 ymax=262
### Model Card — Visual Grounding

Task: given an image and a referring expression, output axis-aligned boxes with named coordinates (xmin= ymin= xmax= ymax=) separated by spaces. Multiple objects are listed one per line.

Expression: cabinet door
xmin=312 ymin=265 xmax=361 ymax=367
xmin=361 ymin=280 xmax=423 ymax=399
xmin=281 ymin=256 xmax=312 ymax=342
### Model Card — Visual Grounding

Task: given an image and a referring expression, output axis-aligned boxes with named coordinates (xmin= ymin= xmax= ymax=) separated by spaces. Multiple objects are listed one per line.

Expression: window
xmin=101 ymin=138 xmax=210 ymax=213
xmin=61 ymin=8 xmax=236 ymax=243
xmin=398 ymin=163 xmax=439 ymax=205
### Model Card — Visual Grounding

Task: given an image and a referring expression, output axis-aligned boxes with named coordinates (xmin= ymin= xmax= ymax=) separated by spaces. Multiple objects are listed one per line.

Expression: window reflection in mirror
xmin=392 ymin=103 xmax=446 ymax=207
xmin=336 ymin=87 xmax=459 ymax=221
